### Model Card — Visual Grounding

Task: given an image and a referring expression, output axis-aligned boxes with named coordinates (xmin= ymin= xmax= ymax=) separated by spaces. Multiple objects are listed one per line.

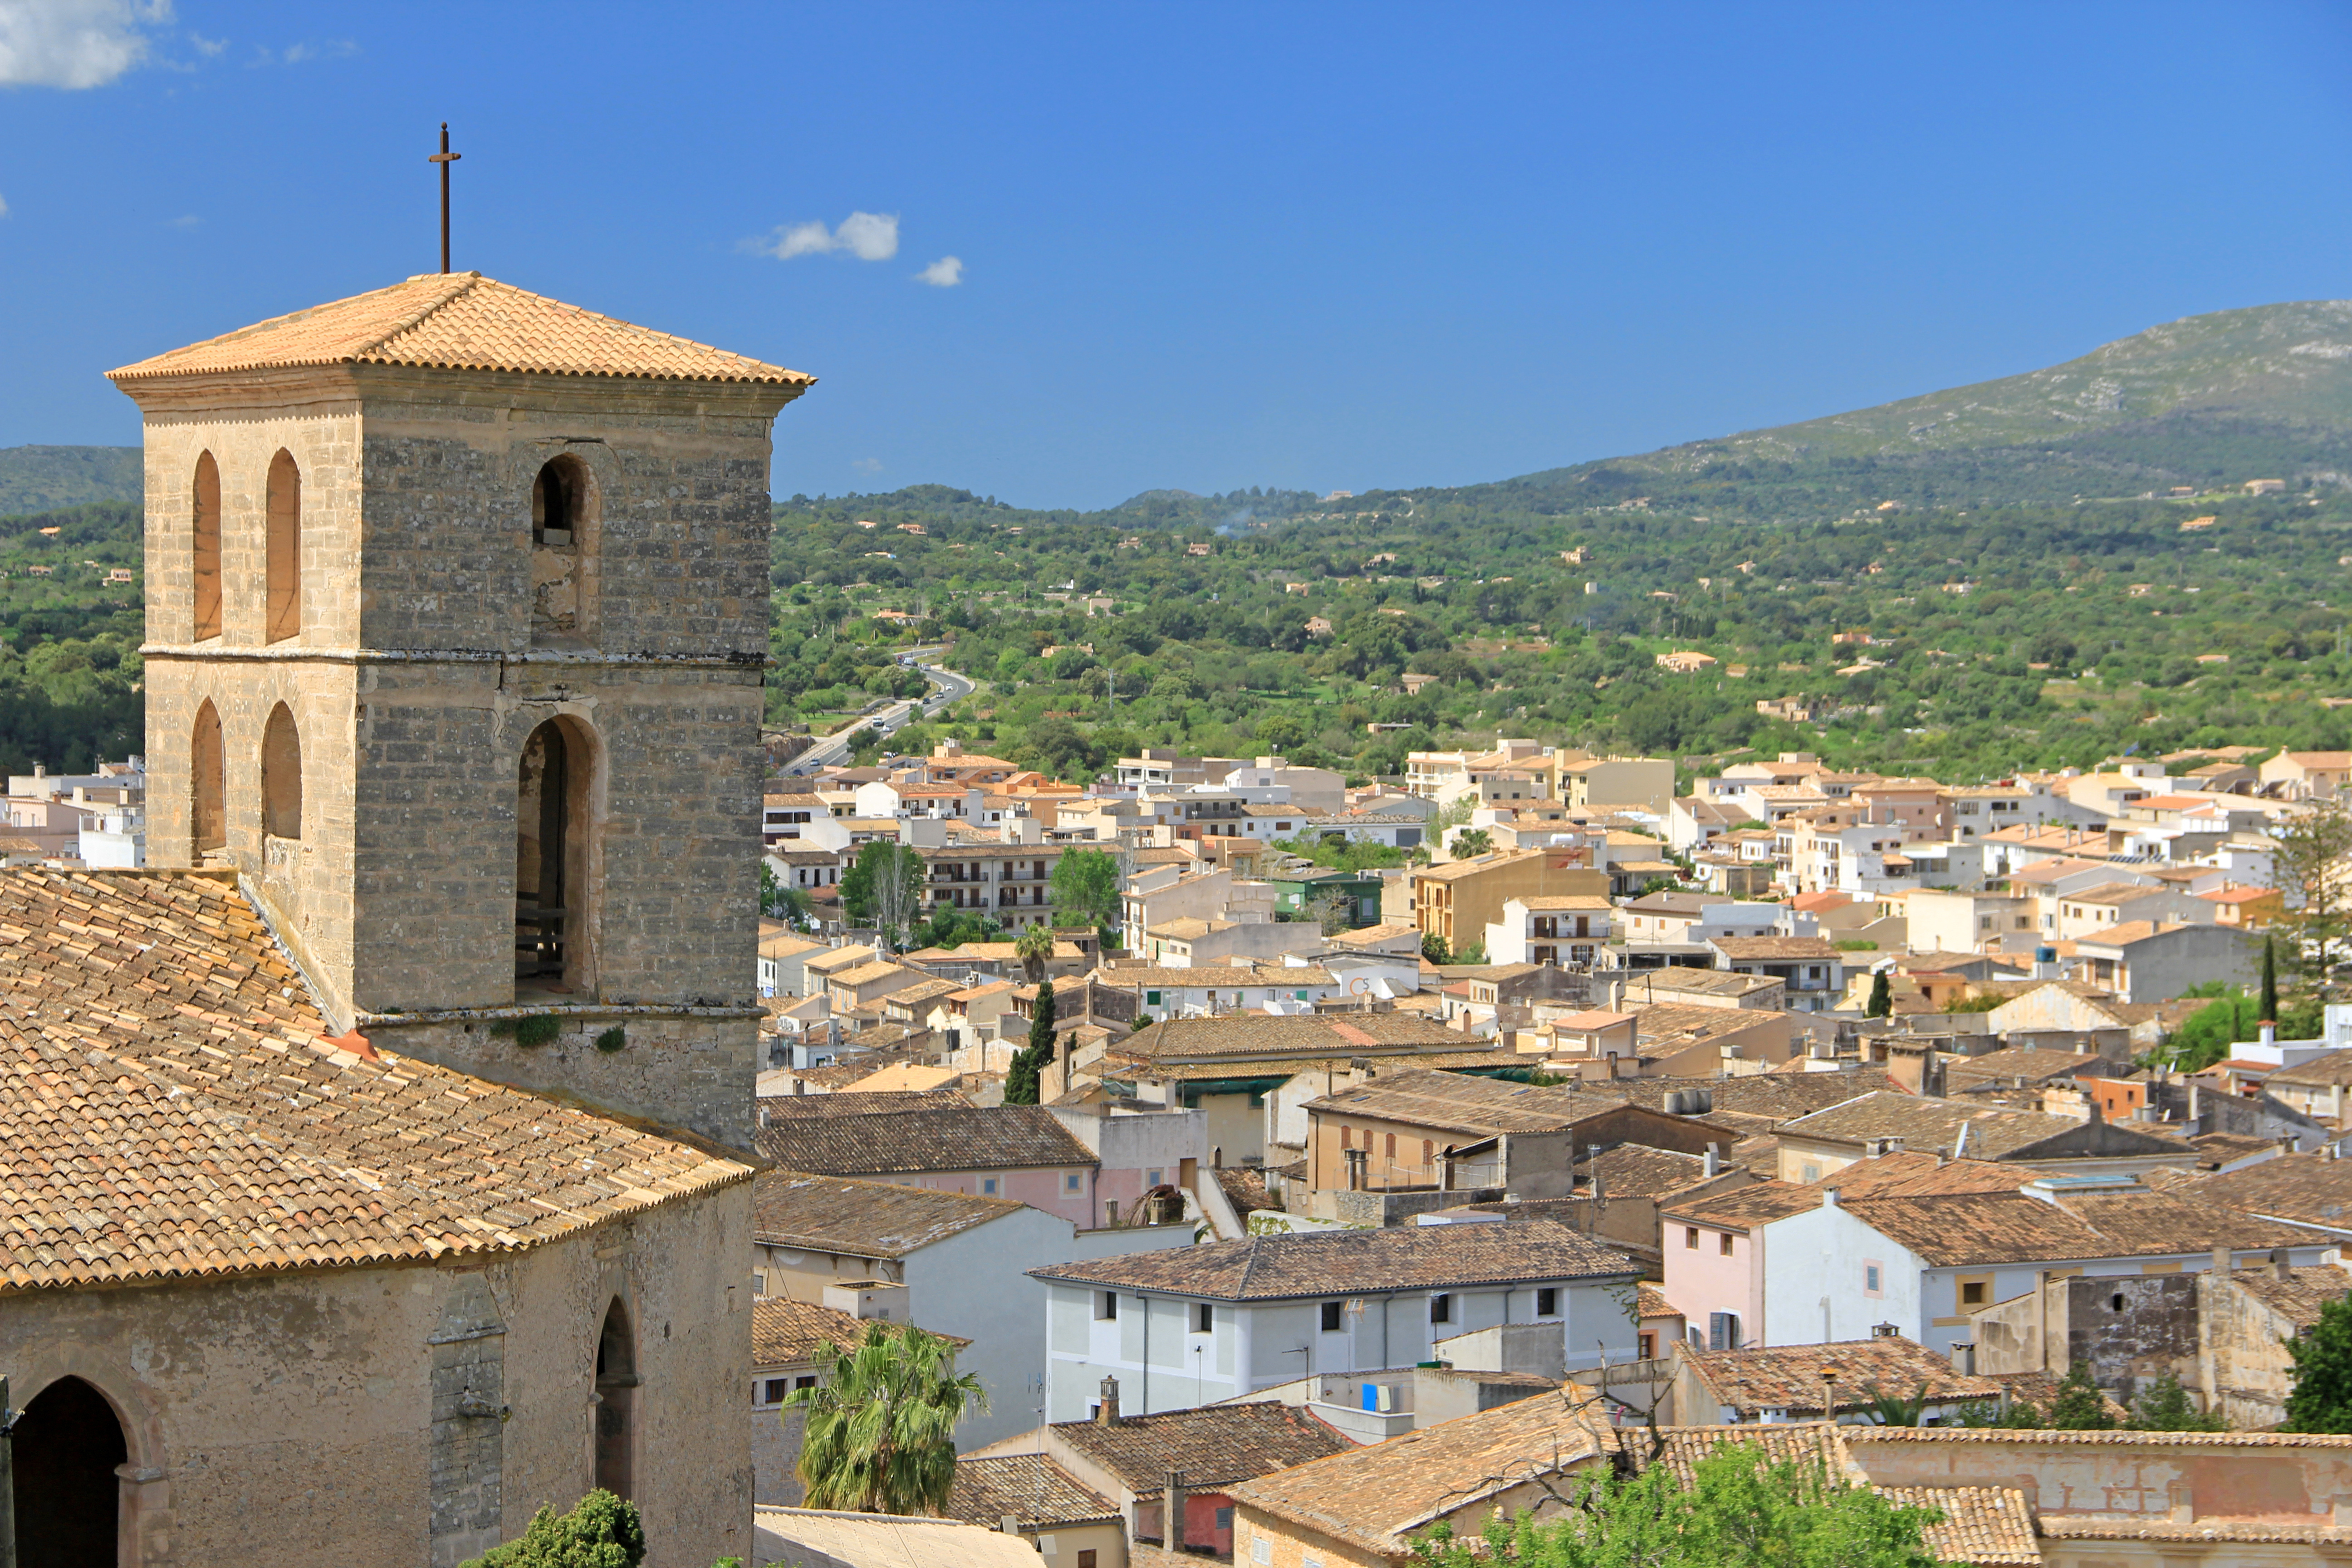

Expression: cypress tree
xmin=2261 ymin=934 xmax=2280 ymax=1025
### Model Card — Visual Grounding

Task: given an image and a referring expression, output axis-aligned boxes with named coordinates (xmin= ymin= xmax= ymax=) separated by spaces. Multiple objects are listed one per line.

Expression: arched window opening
xmin=192 ymin=451 xmax=222 ymax=642
xmin=262 ymin=703 xmax=302 ymax=841
xmin=13 ymin=1376 xmax=127 ymax=1568
xmin=529 ymin=453 xmax=593 ymax=645
xmin=594 ymin=1297 xmax=637 ymax=1499
xmin=192 ymin=700 xmax=225 ymax=854
xmin=265 ymin=448 xmax=301 ymax=643
xmin=516 ymin=718 xmax=593 ymax=994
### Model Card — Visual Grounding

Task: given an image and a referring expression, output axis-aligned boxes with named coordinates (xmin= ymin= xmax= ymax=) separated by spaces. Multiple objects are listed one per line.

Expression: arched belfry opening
xmin=516 ymin=717 xmax=594 ymax=996
xmin=191 ymin=451 xmax=221 ymax=642
xmin=261 ymin=703 xmax=302 ymax=842
xmin=529 ymin=452 xmax=595 ymax=647
xmin=192 ymin=699 xmax=225 ymax=856
xmin=13 ymin=1376 xmax=127 ymax=1568
xmin=593 ymin=1297 xmax=637 ymax=1499
xmin=265 ymin=448 xmax=301 ymax=643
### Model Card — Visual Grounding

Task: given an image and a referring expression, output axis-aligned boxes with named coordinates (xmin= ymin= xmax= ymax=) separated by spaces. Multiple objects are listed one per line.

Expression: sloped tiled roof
xmin=752 ymin=1169 xmax=1024 ymax=1258
xmin=944 ymin=1455 xmax=1121 ymax=1531
xmin=1107 ymin=1012 xmax=1470 ymax=1065
xmin=2264 ymin=1049 xmax=2352 ymax=1089
xmin=1778 ymin=1092 xmax=2109 ymax=1159
xmin=2226 ymin=1264 xmax=2352 ymax=1330
xmin=109 ymin=272 xmax=812 ymax=385
xmin=1685 ymin=1337 xmax=2001 ymax=1415
xmin=1225 ymin=1390 xmax=1611 ymax=1556
xmin=2190 ymin=1152 xmax=2352 ymax=1228
xmin=1816 ymin=1152 xmax=2029 ymax=1199
xmin=1054 ymin=1402 xmax=1351 ymax=1490
xmin=0 ymin=868 xmax=751 ymax=1294
xmin=1944 ymin=1045 xmax=2108 ymax=1084
xmin=1032 ymin=1218 xmax=1638 ymax=1299
xmin=1580 ymin=1143 xmax=1717 ymax=1199
xmin=1663 ymin=1180 xmax=1822 ymax=1231
xmin=1710 ymin=936 xmax=1845 ymax=961
xmin=750 ymin=1297 xmax=968 ymax=1369
xmin=753 ymin=1104 xmax=1096 ymax=1175
xmin=1575 ymin=1069 xmax=1899 ymax=1126
xmin=1304 ymin=1067 xmax=1580 ymax=1137
xmin=759 ymin=1088 xmax=976 ymax=1119
xmin=1835 ymin=1190 xmax=2310 ymax=1268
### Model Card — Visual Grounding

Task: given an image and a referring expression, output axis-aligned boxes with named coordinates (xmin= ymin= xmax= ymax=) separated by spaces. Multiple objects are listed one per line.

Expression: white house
xmin=1026 ymin=1220 xmax=1642 ymax=1422
xmin=1485 ymin=895 xmax=1617 ymax=967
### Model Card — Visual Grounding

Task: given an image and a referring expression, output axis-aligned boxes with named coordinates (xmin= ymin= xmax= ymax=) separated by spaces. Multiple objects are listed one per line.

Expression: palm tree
xmin=1015 ymin=923 xmax=1055 ymax=986
xmin=1450 ymin=828 xmax=1494 ymax=860
xmin=785 ymin=1323 xmax=988 ymax=1514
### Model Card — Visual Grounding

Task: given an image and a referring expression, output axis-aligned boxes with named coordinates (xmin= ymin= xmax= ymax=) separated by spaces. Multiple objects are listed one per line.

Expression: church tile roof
xmin=0 ymin=868 xmax=752 ymax=1294
xmin=109 ymin=272 xmax=813 ymax=386
xmin=750 ymin=1297 xmax=969 ymax=1369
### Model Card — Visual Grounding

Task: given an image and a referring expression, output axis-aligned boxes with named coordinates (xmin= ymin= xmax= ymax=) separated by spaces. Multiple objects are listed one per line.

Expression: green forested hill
xmin=20 ymin=299 xmax=2352 ymax=782
xmin=0 ymin=445 xmax=142 ymax=515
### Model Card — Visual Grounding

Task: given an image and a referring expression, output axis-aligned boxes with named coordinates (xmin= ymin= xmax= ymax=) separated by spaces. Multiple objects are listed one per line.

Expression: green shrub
xmin=463 ymin=1490 xmax=644 ymax=1568
xmin=594 ymin=1026 xmax=628 ymax=1054
xmin=491 ymin=1014 xmax=564 ymax=1048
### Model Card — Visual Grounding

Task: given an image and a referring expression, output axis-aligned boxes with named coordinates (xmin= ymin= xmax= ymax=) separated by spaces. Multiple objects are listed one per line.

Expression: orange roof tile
xmin=109 ymin=272 xmax=813 ymax=387
xmin=0 ymin=868 xmax=751 ymax=1294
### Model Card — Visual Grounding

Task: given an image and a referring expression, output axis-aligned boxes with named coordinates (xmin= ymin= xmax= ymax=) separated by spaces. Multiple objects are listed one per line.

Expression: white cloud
xmin=0 ymin=0 xmax=169 ymax=89
xmin=852 ymin=457 xmax=884 ymax=475
xmin=0 ymin=193 xmax=9 ymax=218
xmin=748 ymin=211 xmax=900 ymax=262
xmin=189 ymin=31 xmax=222 ymax=56
xmin=167 ymin=212 xmax=198 ymax=228
xmin=915 ymin=255 xmax=964 ymax=288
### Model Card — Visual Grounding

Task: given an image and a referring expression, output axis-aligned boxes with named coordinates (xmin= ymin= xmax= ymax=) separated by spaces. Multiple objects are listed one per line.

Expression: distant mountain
xmin=1421 ymin=300 xmax=2352 ymax=519
xmin=0 ymin=445 xmax=142 ymax=515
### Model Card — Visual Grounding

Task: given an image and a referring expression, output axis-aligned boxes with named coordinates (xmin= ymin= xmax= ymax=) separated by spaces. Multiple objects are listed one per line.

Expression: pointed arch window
xmin=529 ymin=453 xmax=596 ymax=647
xmin=13 ymin=1376 xmax=127 ymax=1568
xmin=262 ymin=702 xmax=302 ymax=840
xmin=192 ymin=451 xmax=222 ymax=641
xmin=193 ymin=698 xmax=226 ymax=854
xmin=265 ymin=448 xmax=301 ymax=643
xmin=594 ymin=1297 xmax=637 ymax=1499
xmin=517 ymin=717 xmax=594 ymax=995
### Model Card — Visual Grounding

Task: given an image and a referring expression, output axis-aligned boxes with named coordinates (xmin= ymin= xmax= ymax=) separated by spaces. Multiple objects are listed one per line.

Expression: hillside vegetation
xmin=22 ymin=300 xmax=2352 ymax=783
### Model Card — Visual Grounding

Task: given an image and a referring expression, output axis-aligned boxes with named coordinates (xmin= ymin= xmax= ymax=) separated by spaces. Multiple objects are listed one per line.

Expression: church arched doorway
xmin=515 ymin=717 xmax=595 ymax=997
xmin=13 ymin=1375 xmax=127 ymax=1568
xmin=593 ymin=1297 xmax=637 ymax=1499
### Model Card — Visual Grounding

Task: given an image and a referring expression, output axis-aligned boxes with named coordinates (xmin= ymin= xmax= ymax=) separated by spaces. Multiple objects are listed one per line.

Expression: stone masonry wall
xmin=0 ymin=1181 xmax=753 ymax=1568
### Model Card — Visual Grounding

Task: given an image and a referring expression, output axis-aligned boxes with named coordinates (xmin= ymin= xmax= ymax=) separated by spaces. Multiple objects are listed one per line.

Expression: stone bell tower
xmin=109 ymin=273 xmax=813 ymax=1147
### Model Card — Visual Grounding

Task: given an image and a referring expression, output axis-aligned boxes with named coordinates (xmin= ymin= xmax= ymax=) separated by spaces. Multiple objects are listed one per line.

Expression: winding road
xmin=781 ymin=647 xmax=976 ymax=776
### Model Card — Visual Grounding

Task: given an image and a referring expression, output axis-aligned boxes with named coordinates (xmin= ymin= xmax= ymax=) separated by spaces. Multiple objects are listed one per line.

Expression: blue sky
xmin=3 ymin=2 xmax=2350 ymax=509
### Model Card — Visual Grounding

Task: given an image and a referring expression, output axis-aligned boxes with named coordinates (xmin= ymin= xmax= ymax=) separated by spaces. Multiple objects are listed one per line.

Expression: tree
xmin=784 ymin=1323 xmax=987 ymax=1515
xmin=2127 ymin=1373 xmax=2226 ymax=1431
xmin=1857 ymin=1380 xmax=1931 ymax=1426
xmin=841 ymin=841 xmax=925 ymax=952
xmin=1865 ymin=971 xmax=1893 ymax=1019
xmin=1005 ymin=980 xmax=1058 ymax=1105
xmin=1305 ymin=887 xmax=1355 ymax=936
xmin=2284 ymin=1293 xmax=2352 ymax=1432
xmin=1015 ymin=922 xmax=1056 ymax=985
xmin=1951 ymin=1395 xmax=2044 ymax=1428
xmin=1048 ymin=847 xmax=1121 ymax=934
xmin=1421 ymin=931 xmax=1453 ymax=965
xmin=2048 ymin=1360 xmax=2118 ymax=1430
xmin=1450 ymin=827 xmax=1494 ymax=860
xmin=1407 ymin=1439 xmax=1943 ymax=1568
xmin=462 ymin=1490 xmax=648 ymax=1568
xmin=2269 ymin=797 xmax=2352 ymax=990
xmin=2261 ymin=934 xmax=2280 ymax=1024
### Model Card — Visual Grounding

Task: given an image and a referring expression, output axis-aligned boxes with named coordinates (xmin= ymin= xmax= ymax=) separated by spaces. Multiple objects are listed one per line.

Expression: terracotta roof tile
xmin=1225 ymin=1391 xmax=1612 ymax=1556
xmin=1304 ymin=1068 xmax=1581 ymax=1137
xmin=1053 ymin=1403 xmax=1351 ymax=1491
xmin=752 ymin=1169 xmax=1025 ymax=1258
xmin=109 ymin=272 xmax=812 ymax=385
xmin=1031 ymin=1218 xmax=1639 ymax=1300
xmin=0 ymin=868 xmax=750 ymax=1294
xmin=1681 ymin=1338 xmax=2001 ymax=1416
xmin=752 ymin=1105 xmax=1096 ymax=1176
xmin=2190 ymin=1152 xmax=2352 ymax=1228
xmin=759 ymin=1088 xmax=976 ymax=1119
xmin=945 ymin=1455 xmax=1121 ymax=1532
xmin=751 ymin=1297 xmax=968 ymax=1368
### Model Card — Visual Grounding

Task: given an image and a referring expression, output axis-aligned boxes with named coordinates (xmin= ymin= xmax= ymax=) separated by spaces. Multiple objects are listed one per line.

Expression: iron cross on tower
xmin=428 ymin=122 xmax=462 ymax=274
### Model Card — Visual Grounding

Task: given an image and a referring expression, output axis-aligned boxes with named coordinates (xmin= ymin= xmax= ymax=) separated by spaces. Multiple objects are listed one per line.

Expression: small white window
xmin=1253 ymin=1535 xmax=1272 ymax=1565
xmin=1865 ymin=1264 xmax=1881 ymax=1292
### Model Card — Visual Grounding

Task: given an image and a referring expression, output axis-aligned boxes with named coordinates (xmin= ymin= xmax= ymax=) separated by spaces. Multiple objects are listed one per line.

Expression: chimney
xmin=1703 ymin=1142 xmax=1722 ymax=1179
xmin=1949 ymin=1341 xmax=1976 ymax=1375
xmin=1822 ymin=1186 xmax=1841 ymax=1207
xmin=2262 ymin=1020 xmax=2278 ymax=1047
xmin=2210 ymin=1245 xmax=2230 ymax=1277
xmin=1163 ymin=1469 xmax=1189 ymax=1551
xmin=1098 ymin=1376 xmax=1121 ymax=1426
xmin=2274 ymin=1247 xmax=2294 ymax=1282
